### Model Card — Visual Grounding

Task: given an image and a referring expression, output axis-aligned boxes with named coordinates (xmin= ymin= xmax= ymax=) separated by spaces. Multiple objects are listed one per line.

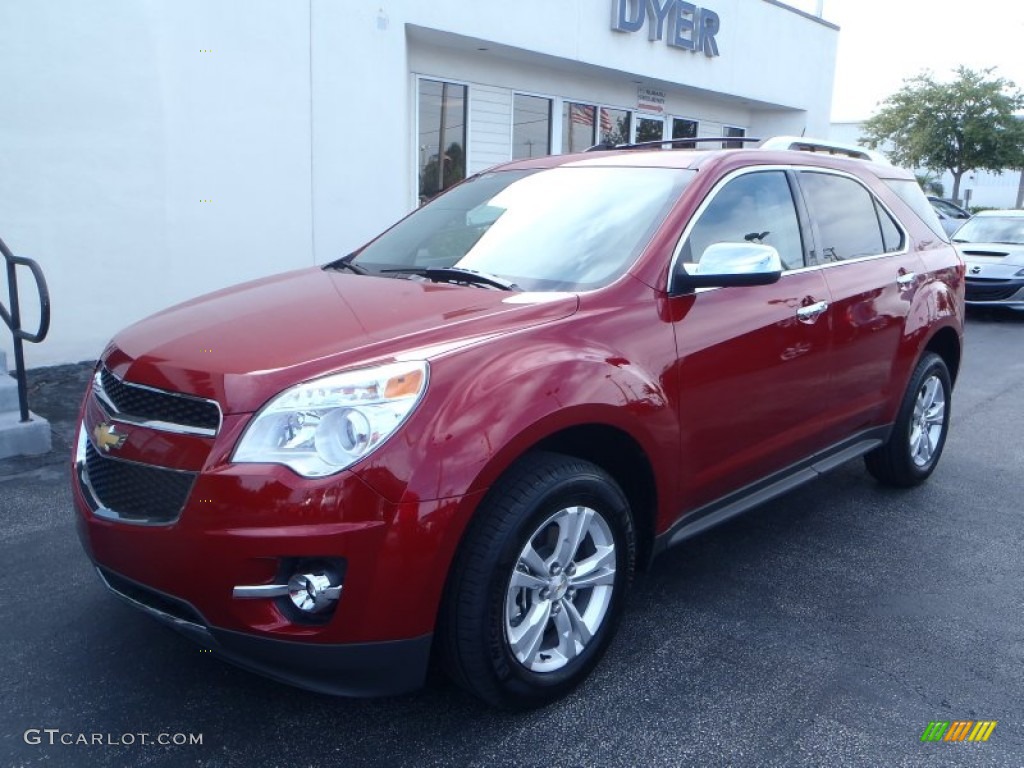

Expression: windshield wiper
xmin=381 ymin=266 xmax=520 ymax=291
xmin=323 ymin=253 xmax=370 ymax=275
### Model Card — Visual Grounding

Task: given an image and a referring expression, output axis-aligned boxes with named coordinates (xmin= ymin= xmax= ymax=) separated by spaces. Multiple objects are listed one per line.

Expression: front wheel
xmin=865 ymin=352 xmax=952 ymax=487
xmin=439 ymin=452 xmax=636 ymax=709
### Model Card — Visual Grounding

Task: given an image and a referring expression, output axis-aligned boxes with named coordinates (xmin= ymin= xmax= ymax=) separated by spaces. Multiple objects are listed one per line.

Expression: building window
xmin=672 ymin=118 xmax=698 ymax=148
xmin=512 ymin=94 xmax=552 ymax=159
xmin=723 ymin=125 xmax=746 ymax=149
xmin=562 ymin=102 xmax=597 ymax=153
xmin=635 ymin=115 xmax=665 ymax=144
xmin=418 ymin=79 xmax=467 ymax=203
xmin=599 ymin=107 xmax=631 ymax=146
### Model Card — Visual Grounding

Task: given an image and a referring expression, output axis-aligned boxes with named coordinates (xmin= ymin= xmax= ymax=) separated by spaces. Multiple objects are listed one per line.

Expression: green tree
xmin=914 ymin=172 xmax=944 ymax=198
xmin=861 ymin=67 xmax=1024 ymax=203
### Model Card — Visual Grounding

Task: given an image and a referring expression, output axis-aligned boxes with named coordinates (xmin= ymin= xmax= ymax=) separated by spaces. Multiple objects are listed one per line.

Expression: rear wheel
xmin=865 ymin=352 xmax=952 ymax=487
xmin=440 ymin=452 xmax=635 ymax=709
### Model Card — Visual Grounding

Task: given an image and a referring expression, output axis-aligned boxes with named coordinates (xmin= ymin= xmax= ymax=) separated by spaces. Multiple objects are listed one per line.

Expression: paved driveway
xmin=2 ymin=310 xmax=1022 ymax=767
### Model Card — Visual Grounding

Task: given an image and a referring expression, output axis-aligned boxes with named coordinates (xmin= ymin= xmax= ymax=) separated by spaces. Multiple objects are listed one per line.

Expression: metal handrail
xmin=0 ymin=235 xmax=51 ymax=422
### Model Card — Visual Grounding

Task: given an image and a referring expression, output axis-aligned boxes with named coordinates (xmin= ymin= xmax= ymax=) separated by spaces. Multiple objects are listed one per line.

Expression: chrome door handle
xmin=897 ymin=272 xmax=916 ymax=288
xmin=796 ymin=300 xmax=829 ymax=323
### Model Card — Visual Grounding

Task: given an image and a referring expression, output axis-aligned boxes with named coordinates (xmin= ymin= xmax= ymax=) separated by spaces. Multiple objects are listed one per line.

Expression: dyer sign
xmin=611 ymin=0 xmax=721 ymax=57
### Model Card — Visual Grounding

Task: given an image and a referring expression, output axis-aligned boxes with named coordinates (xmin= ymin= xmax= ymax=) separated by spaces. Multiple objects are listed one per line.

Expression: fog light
xmin=287 ymin=572 xmax=341 ymax=614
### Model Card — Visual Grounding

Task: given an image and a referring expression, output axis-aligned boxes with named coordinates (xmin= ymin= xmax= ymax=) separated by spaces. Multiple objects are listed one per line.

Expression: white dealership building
xmin=0 ymin=1 xmax=838 ymax=366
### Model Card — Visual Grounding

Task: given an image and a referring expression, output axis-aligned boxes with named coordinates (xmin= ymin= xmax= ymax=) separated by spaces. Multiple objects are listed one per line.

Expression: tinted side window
xmin=682 ymin=171 xmax=804 ymax=270
xmin=876 ymin=201 xmax=904 ymax=253
xmin=799 ymin=172 xmax=884 ymax=262
xmin=885 ymin=179 xmax=948 ymax=240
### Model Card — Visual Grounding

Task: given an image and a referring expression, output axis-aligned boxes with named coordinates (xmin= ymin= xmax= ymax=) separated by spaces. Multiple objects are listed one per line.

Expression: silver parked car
xmin=954 ymin=209 xmax=1024 ymax=310
xmin=928 ymin=196 xmax=972 ymax=236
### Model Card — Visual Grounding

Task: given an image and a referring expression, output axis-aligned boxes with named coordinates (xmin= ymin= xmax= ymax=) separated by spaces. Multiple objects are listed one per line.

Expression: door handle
xmin=897 ymin=272 xmax=916 ymax=288
xmin=796 ymin=300 xmax=829 ymax=323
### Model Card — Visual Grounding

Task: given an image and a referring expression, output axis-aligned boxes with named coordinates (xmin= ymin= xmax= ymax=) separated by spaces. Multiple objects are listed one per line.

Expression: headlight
xmin=232 ymin=361 xmax=428 ymax=477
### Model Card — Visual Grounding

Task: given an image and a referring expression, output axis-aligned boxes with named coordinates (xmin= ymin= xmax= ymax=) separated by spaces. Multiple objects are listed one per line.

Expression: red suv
xmin=74 ymin=138 xmax=964 ymax=709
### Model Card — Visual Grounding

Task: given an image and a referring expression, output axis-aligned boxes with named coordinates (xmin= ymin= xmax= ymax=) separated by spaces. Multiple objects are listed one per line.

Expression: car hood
xmin=104 ymin=267 xmax=578 ymax=413
xmin=957 ymin=242 xmax=1024 ymax=267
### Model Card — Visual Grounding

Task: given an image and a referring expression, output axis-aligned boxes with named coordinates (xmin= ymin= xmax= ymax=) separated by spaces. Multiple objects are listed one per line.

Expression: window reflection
xmin=562 ymin=102 xmax=596 ymax=153
xmin=682 ymin=171 xmax=804 ymax=269
xmin=672 ymin=118 xmax=698 ymax=149
xmin=799 ymin=172 xmax=885 ymax=261
xmin=723 ymin=125 xmax=746 ymax=149
xmin=418 ymin=79 xmax=467 ymax=204
xmin=636 ymin=117 xmax=664 ymax=143
xmin=513 ymin=94 xmax=552 ymax=159
xmin=600 ymin=107 xmax=631 ymax=146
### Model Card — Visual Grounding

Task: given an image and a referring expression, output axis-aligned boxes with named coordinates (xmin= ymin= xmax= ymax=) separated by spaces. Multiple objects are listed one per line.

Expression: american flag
xmin=570 ymin=104 xmax=614 ymax=134
xmin=569 ymin=103 xmax=594 ymax=126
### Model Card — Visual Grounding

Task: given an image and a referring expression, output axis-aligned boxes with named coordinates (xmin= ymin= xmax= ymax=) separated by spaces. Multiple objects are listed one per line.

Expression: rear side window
xmin=885 ymin=179 xmax=949 ymax=240
xmin=876 ymin=201 xmax=905 ymax=253
xmin=799 ymin=172 xmax=885 ymax=262
xmin=680 ymin=170 xmax=805 ymax=270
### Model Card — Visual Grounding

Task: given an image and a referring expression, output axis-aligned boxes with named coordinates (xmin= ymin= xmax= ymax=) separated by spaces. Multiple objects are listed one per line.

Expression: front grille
xmin=84 ymin=440 xmax=197 ymax=523
xmin=99 ymin=367 xmax=220 ymax=432
xmin=965 ymin=279 xmax=1024 ymax=302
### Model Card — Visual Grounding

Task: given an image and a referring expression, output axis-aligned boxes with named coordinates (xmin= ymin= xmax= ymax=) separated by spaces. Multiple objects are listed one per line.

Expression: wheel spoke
xmin=919 ymin=431 xmax=933 ymax=463
xmin=552 ymin=604 xmax=579 ymax=660
xmin=562 ymin=598 xmax=592 ymax=647
xmin=510 ymin=568 xmax=548 ymax=591
xmin=909 ymin=426 xmax=923 ymax=458
xmin=568 ymin=545 xmax=616 ymax=589
xmin=551 ymin=506 xmax=593 ymax=568
xmin=508 ymin=602 xmax=552 ymax=666
xmin=519 ymin=542 xmax=547 ymax=576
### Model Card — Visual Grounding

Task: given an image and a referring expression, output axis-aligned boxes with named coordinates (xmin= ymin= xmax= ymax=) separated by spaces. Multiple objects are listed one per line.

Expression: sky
xmin=785 ymin=0 xmax=1024 ymax=122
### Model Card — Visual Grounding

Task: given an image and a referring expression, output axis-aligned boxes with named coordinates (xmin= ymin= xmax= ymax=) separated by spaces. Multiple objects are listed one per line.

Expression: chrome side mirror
xmin=672 ymin=242 xmax=783 ymax=294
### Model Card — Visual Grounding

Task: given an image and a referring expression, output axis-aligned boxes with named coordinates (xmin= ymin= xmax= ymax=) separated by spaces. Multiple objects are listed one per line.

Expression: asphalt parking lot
xmin=2 ymin=309 xmax=1022 ymax=768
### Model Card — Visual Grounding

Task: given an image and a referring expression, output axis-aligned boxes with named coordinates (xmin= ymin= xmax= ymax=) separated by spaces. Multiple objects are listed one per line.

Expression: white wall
xmin=1 ymin=0 xmax=837 ymax=367
xmin=0 ymin=0 xmax=314 ymax=367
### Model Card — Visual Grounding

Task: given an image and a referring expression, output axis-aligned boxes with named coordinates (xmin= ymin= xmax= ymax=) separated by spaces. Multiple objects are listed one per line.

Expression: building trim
xmin=761 ymin=0 xmax=840 ymax=31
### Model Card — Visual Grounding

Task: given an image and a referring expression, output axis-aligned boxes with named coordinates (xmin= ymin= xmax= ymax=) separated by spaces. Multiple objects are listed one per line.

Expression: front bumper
xmin=72 ymin=363 xmax=482 ymax=697
xmin=964 ymin=277 xmax=1024 ymax=309
xmin=95 ymin=566 xmax=432 ymax=696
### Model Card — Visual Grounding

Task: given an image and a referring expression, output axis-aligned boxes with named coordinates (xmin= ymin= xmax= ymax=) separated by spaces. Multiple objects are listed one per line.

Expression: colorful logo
xmin=93 ymin=422 xmax=128 ymax=453
xmin=921 ymin=721 xmax=997 ymax=742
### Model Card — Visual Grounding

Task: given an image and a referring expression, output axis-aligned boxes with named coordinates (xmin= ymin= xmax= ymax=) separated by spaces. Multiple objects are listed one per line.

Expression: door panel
xmin=818 ymin=253 xmax=922 ymax=438
xmin=795 ymin=169 xmax=920 ymax=439
xmin=671 ymin=270 xmax=833 ymax=512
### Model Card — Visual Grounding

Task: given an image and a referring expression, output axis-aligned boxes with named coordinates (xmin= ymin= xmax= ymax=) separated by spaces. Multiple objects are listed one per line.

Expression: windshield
xmin=953 ymin=216 xmax=1024 ymax=245
xmin=351 ymin=167 xmax=694 ymax=291
xmin=931 ymin=199 xmax=968 ymax=218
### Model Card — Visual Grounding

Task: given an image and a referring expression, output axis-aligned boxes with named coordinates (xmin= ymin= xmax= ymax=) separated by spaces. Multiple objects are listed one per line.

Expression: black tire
xmin=865 ymin=352 xmax=952 ymax=487
xmin=439 ymin=451 xmax=636 ymax=710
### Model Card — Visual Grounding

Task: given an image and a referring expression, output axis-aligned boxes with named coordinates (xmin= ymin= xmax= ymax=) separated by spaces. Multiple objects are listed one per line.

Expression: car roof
xmin=496 ymin=147 xmax=913 ymax=180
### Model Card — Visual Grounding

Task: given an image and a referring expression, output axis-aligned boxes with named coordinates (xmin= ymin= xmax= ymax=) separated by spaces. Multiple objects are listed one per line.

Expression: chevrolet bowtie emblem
xmin=93 ymin=422 xmax=128 ymax=452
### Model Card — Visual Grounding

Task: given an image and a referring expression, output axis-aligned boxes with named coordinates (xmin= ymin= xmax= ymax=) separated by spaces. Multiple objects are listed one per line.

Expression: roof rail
xmin=756 ymin=136 xmax=889 ymax=163
xmin=585 ymin=137 xmax=762 ymax=152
